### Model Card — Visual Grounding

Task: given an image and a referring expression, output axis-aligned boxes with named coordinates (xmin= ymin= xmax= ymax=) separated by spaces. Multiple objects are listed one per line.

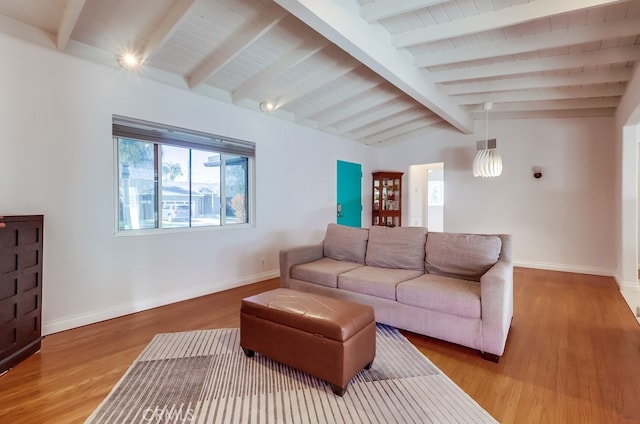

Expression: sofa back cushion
xmin=425 ymin=232 xmax=502 ymax=281
xmin=365 ymin=226 xmax=427 ymax=270
xmin=323 ymin=223 xmax=369 ymax=264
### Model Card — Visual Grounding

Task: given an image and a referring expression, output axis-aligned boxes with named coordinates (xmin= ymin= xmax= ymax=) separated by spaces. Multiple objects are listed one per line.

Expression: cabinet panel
xmin=0 ymin=215 xmax=43 ymax=374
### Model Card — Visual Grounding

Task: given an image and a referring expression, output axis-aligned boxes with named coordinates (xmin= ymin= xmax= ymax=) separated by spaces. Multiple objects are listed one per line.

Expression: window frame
xmin=112 ymin=115 xmax=255 ymax=235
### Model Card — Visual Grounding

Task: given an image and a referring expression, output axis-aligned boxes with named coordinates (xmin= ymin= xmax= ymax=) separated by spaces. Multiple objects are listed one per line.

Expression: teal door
xmin=337 ymin=160 xmax=362 ymax=227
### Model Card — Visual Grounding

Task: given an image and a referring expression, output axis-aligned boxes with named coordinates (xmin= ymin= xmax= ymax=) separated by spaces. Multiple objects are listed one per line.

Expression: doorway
xmin=409 ymin=162 xmax=444 ymax=231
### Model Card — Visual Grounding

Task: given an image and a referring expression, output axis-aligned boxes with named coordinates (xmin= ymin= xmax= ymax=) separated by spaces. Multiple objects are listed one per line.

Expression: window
xmin=113 ymin=115 xmax=255 ymax=233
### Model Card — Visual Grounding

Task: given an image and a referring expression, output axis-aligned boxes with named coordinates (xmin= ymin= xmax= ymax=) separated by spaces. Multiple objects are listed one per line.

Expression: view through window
xmin=113 ymin=116 xmax=254 ymax=232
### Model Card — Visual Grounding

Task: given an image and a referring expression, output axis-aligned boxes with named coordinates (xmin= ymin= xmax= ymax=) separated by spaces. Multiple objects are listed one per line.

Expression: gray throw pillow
xmin=365 ymin=226 xmax=427 ymax=270
xmin=425 ymin=232 xmax=502 ymax=281
xmin=323 ymin=223 xmax=369 ymax=264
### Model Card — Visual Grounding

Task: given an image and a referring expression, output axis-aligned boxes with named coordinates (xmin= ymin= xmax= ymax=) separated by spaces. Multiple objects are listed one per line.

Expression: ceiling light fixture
xmin=472 ymin=102 xmax=503 ymax=178
xmin=117 ymin=53 xmax=142 ymax=69
xmin=259 ymin=101 xmax=275 ymax=112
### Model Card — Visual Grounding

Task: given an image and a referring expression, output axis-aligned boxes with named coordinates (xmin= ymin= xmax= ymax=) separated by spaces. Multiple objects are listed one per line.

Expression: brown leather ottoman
xmin=240 ymin=288 xmax=376 ymax=396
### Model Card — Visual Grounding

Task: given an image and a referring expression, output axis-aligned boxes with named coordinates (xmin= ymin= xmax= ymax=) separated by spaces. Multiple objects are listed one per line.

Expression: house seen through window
xmin=113 ymin=116 xmax=255 ymax=232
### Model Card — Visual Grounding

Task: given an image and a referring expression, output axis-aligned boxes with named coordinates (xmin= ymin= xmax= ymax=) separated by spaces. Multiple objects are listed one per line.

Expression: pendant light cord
xmin=485 ymin=104 xmax=489 ymax=144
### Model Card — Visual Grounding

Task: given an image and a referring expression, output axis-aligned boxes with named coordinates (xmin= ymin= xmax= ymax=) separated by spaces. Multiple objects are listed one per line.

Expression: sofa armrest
xmin=279 ymin=244 xmax=324 ymax=288
xmin=479 ymin=260 xmax=514 ymax=356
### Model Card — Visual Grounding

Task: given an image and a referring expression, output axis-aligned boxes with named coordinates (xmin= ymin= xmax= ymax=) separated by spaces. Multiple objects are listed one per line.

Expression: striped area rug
xmin=86 ymin=325 xmax=497 ymax=423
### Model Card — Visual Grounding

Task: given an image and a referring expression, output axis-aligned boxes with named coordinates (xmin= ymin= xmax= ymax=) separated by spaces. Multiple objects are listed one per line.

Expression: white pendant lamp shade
xmin=473 ymin=102 xmax=503 ymax=178
xmin=473 ymin=147 xmax=503 ymax=177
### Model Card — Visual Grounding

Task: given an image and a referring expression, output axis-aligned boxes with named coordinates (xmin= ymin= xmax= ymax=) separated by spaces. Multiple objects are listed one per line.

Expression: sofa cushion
xmin=425 ymin=232 xmax=501 ymax=281
xmin=323 ymin=223 xmax=369 ymax=264
xmin=291 ymin=258 xmax=363 ymax=288
xmin=397 ymin=274 xmax=481 ymax=319
xmin=365 ymin=226 xmax=427 ymax=270
xmin=338 ymin=266 xmax=423 ymax=300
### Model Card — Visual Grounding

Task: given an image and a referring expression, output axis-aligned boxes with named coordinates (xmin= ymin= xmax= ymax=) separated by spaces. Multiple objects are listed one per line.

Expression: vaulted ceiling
xmin=1 ymin=0 xmax=638 ymax=146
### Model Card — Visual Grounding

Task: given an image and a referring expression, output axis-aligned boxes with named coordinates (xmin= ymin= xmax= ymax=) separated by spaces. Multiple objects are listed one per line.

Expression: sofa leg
xmin=242 ymin=347 xmax=255 ymax=357
xmin=481 ymin=352 xmax=500 ymax=363
xmin=364 ymin=360 xmax=373 ymax=370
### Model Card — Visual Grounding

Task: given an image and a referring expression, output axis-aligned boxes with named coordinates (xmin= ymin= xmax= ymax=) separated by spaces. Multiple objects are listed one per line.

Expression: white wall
xmin=380 ymin=117 xmax=617 ymax=275
xmin=0 ymin=34 xmax=378 ymax=335
xmin=614 ymin=62 xmax=640 ymax=316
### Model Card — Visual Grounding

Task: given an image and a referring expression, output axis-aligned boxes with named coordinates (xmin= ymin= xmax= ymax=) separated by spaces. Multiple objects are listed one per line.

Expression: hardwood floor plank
xmin=1 ymin=270 xmax=639 ymax=423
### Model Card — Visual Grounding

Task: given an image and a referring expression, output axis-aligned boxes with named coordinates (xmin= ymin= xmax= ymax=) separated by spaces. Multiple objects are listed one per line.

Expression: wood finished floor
xmin=0 ymin=268 xmax=639 ymax=423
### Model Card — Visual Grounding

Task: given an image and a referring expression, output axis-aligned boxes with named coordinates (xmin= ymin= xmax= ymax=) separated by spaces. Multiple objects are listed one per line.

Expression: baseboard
xmin=616 ymin=277 xmax=640 ymax=292
xmin=42 ymin=270 xmax=280 ymax=336
xmin=514 ymin=260 xmax=615 ymax=277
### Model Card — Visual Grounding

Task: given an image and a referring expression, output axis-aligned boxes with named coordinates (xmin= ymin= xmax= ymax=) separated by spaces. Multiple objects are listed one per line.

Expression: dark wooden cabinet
xmin=0 ymin=215 xmax=43 ymax=374
xmin=372 ymin=171 xmax=403 ymax=227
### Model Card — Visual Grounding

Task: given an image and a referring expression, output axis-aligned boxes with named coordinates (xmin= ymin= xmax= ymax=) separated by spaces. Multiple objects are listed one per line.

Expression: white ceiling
xmin=1 ymin=0 xmax=638 ymax=147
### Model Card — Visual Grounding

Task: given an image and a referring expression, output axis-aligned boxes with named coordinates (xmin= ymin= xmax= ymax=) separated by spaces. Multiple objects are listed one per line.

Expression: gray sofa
xmin=279 ymin=223 xmax=513 ymax=361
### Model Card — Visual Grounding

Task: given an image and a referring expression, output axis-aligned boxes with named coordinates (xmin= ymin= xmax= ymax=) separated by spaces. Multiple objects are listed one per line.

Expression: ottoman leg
xmin=242 ymin=347 xmax=255 ymax=357
xmin=331 ymin=383 xmax=347 ymax=397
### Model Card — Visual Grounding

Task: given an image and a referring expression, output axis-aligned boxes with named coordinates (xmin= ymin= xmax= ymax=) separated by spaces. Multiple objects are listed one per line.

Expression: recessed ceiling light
xmin=117 ymin=53 xmax=142 ymax=69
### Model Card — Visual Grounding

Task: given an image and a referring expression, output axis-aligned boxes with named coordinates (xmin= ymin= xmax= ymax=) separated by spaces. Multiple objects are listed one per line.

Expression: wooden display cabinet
xmin=372 ymin=171 xmax=403 ymax=227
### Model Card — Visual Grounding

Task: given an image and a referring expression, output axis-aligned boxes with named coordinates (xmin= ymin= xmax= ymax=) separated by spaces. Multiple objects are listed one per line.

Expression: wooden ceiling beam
xmin=140 ymin=0 xmax=196 ymax=62
xmin=365 ymin=121 xmax=447 ymax=147
xmin=430 ymin=45 xmax=640 ymax=83
xmin=453 ymin=85 xmax=627 ymax=104
xmin=394 ymin=0 xmax=627 ymax=48
xmin=275 ymin=61 xmax=359 ymax=110
xmin=56 ymin=0 xmax=86 ymax=51
xmin=232 ymin=39 xmax=327 ymax=103
xmin=187 ymin=6 xmax=287 ymax=89
xmin=471 ymin=108 xmax=616 ymax=120
xmin=465 ymin=97 xmax=621 ymax=113
xmin=317 ymin=89 xmax=398 ymax=128
xmin=346 ymin=106 xmax=429 ymax=138
xmin=444 ymin=68 xmax=632 ymax=95
xmin=295 ymin=77 xmax=382 ymax=122
xmin=362 ymin=116 xmax=442 ymax=145
xmin=335 ymin=100 xmax=417 ymax=135
xmin=275 ymin=0 xmax=474 ymax=133
xmin=415 ymin=18 xmax=640 ymax=68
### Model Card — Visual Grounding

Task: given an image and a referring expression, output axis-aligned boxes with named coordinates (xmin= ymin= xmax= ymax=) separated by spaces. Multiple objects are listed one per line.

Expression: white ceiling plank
xmin=393 ymin=0 xmax=626 ymax=48
xmin=445 ymin=68 xmax=632 ymax=95
xmin=454 ymin=84 xmax=627 ymax=104
xmin=347 ymin=107 xmax=428 ymax=138
xmin=57 ymin=0 xmax=87 ymax=51
xmin=362 ymin=116 xmax=442 ymax=144
xmin=415 ymin=18 xmax=640 ymax=67
xmin=231 ymin=39 xmax=327 ymax=103
xmin=140 ymin=0 xmax=196 ymax=62
xmin=275 ymin=61 xmax=359 ymax=109
xmin=361 ymin=0 xmax=450 ymax=22
xmin=187 ymin=6 xmax=287 ymax=89
xmin=368 ymin=121 xmax=448 ymax=147
xmin=431 ymin=45 xmax=640 ymax=83
xmin=275 ymin=0 xmax=474 ymax=133
xmin=294 ymin=78 xmax=382 ymax=121
xmin=336 ymin=100 xmax=417 ymax=135
xmin=318 ymin=89 xmax=399 ymax=128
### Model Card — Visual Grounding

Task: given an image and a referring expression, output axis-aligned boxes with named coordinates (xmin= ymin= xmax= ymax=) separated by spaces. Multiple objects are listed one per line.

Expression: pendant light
xmin=473 ymin=102 xmax=503 ymax=178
